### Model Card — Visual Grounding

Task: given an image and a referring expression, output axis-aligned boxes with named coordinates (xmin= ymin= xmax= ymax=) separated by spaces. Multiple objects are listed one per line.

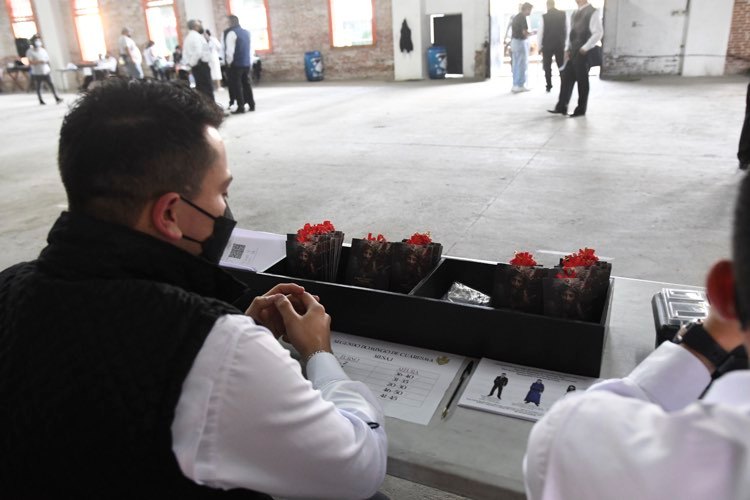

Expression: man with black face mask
xmin=524 ymin=174 xmax=750 ymax=498
xmin=0 ymin=80 xmax=387 ymax=498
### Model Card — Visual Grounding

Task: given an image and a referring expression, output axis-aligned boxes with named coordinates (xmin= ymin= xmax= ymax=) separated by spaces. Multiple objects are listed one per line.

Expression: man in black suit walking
xmin=538 ymin=0 xmax=566 ymax=93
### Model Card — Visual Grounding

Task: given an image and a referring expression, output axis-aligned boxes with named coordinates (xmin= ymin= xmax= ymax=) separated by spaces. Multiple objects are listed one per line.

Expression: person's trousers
xmin=122 ymin=56 xmax=143 ymax=80
xmin=542 ymin=46 xmax=564 ymax=91
xmin=192 ymin=62 xmax=214 ymax=101
xmin=555 ymin=54 xmax=591 ymax=114
xmin=32 ymin=74 xmax=60 ymax=102
xmin=739 ymin=82 xmax=750 ymax=165
xmin=228 ymin=66 xmax=255 ymax=111
xmin=510 ymin=38 xmax=529 ymax=88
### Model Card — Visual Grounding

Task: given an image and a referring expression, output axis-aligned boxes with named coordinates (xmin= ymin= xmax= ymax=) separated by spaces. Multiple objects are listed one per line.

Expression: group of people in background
xmin=20 ymin=15 xmax=256 ymax=112
xmin=507 ymin=0 xmax=602 ymax=118
xmin=117 ymin=16 xmax=255 ymax=113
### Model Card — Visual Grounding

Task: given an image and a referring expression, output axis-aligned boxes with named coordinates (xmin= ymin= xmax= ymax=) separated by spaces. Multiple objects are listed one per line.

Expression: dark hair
xmin=228 ymin=15 xmax=240 ymax=26
xmin=58 ymin=79 xmax=224 ymax=225
xmin=734 ymin=174 xmax=750 ymax=326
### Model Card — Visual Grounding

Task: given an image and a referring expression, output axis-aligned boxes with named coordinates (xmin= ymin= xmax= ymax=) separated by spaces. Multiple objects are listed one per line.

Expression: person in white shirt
xmin=183 ymin=19 xmax=214 ymax=100
xmin=547 ymin=0 xmax=602 ymax=117
xmin=524 ymin=172 xmax=750 ymax=499
xmin=204 ymin=29 xmax=224 ymax=90
xmin=25 ymin=35 xmax=62 ymax=105
xmin=143 ymin=40 xmax=165 ymax=81
xmin=118 ymin=27 xmax=144 ymax=80
xmin=0 ymin=79 xmax=387 ymax=498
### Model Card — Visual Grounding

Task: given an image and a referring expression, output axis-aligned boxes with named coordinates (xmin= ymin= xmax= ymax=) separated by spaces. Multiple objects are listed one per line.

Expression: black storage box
xmin=226 ymin=248 xmax=614 ymax=377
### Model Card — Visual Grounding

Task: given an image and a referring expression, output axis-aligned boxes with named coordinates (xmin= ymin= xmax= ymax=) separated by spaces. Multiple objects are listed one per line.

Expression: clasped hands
xmin=245 ymin=283 xmax=332 ymax=360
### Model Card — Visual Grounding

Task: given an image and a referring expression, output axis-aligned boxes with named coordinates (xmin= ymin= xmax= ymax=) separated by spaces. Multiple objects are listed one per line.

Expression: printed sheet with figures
xmin=331 ymin=333 xmax=466 ymax=425
xmin=457 ymin=357 xmax=600 ymax=422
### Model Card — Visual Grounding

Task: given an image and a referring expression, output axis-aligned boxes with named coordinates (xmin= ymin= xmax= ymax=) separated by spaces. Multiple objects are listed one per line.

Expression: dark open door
xmin=433 ymin=14 xmax=463 ymax=75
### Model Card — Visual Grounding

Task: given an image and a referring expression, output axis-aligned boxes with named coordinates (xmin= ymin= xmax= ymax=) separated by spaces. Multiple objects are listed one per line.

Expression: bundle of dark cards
xmin=344 ymin=234 xmax=392 ymax=290
xmin=286 ymin=221 xmax=344 ymax=282
xmin=389 ymin=232 xmax=443 ymax=294
xmin=492 ymin=264 xmax=545 ymax=314
xmin=543 ymin=249 xmax=612 ymax=322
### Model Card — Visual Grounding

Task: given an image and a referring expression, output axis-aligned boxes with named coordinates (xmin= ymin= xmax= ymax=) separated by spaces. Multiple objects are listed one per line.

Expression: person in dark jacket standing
xmin=0 ymin=80 xmax=387 ymax=498
xmin=225 ymin=15 xmax=255 ymax=113
xmin=547 ymin=0 xmax=602 ymax=117
xmin=537 ymin=0 xmax=566 ymax=93
xmin=738 ymin=82 xmax=750 ymax=170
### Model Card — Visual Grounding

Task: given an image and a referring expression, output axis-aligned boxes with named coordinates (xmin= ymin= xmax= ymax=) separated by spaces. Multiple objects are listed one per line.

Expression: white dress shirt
xmin=172 ymin=314 xmax=388 ymax=499
xmin=565 ymin=3 xmax=603 ymax=52
xmin=524 ymin=341 xmax=750 ymax=500
xmin=118 ymin=35 xmax=142 ymax=65
xmin=25 ymin=46 xmax=51 ymax=76
xmin=183 ymin=30 xmax=210 ymax=68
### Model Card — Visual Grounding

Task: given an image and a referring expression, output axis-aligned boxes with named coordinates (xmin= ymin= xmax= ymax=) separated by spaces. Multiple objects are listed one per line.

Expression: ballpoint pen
xmin=441 ymin=360 xmax=475 ymax=419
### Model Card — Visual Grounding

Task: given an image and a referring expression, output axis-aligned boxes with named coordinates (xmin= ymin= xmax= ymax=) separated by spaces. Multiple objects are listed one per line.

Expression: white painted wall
xmin=603 ymin=0 xmax=735 ymax=77
xmin=392 ymin=0 xmax=427 ymax=80
xmin=33 ymin=0 xmax=69 ymax=90
xmin=425 ymin=0 xmax=489 ymax=78
xmin=682 ymin=0 xmax=734 ymax=76
xmin=184 ymin=0 xmax=218 ymax=38
xmin=392 ymin=0 xmax=490 ymax=80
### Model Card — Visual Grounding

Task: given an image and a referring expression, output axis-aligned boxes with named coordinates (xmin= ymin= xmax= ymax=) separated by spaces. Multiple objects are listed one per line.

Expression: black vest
xmin=0 ymin=212 xmax=269 ymax=499
xmin=542 ymin=8 xmax=566 ymax=50
xmin=569 ymin=4 xmax=595 ymax=55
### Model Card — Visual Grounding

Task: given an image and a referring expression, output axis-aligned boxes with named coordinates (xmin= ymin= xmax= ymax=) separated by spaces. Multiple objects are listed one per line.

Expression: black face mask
xmin=180 ymin=197 xmax=236 ymax=264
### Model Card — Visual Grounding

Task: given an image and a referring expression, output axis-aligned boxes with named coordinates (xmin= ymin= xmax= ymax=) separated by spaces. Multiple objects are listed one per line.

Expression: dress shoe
xmin=547 ymin=108 xmax=566 ymax=115
xmin=56 ymin=97 xmax=63 ymax=104
xmin=39 ymin=100 xmax=46 ymax=105
xmin=231 ymin=109 xmax=246 ymax=115
xmin=546 ymin=86 xmax=552 ymax=93
xmin=568 ymin=111 xmax=586 ymax=118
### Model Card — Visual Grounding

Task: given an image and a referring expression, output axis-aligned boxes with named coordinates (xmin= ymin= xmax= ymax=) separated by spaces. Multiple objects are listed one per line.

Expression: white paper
xmin=331 ymin=333 xmax=465 ymax=425
xmin=458 ymin=358 xmax=599 ymax=422
xmin=219 ymin=228 xmax=286 ymax=272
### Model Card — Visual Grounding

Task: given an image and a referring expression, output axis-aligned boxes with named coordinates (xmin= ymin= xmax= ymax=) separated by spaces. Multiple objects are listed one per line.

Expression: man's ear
xmin=706 ymin=260 xmax=737 ymax=320
xmin=150 ymin=192 xmax=183 ymax=242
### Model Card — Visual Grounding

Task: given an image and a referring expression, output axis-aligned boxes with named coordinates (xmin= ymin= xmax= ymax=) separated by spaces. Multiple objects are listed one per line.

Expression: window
xmin=144 ymin=0 xmax=179 ymax=58
xmin=6 ymin=0 xmax=38 ymax=39
xmin=228 ymin=0 xmax=271 ymax=53
xmin=329 ymin=0 xmax=374 ymax=48
xmin=74 ymin=0 xmax=107 ymax=62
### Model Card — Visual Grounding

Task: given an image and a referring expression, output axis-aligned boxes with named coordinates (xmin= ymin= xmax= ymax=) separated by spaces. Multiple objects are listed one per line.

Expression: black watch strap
xmin=673 ymin=322 xmax=730 ymax=369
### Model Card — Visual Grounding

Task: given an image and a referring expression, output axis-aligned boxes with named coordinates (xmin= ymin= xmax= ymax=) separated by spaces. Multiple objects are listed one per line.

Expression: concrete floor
xmin=0 ymin=74 xmax=747 ymax=499
xmin=0 ymin=74 xmax=745 ymax=286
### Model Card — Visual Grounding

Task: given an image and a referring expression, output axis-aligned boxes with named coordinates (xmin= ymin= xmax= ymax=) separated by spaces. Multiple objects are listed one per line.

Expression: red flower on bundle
xmin=296 ymin=220 xmax=336 ymax=243
xmin=406 ymin=232 xmax=432 ymax=245
xmin=562 ymin=247 xmax=599 ymax=268
xmin=509 ymin=251 xmax=537 ymax=267
xmin=366 ymin=233 xmax=387 ymax=242
xmin=556 ymin=267 xmax=578 ymax=279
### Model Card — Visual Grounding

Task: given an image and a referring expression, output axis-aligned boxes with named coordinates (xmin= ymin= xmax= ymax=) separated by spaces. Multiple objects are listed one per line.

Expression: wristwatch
xmin=672 ymin=321 xmax=731 ymax=369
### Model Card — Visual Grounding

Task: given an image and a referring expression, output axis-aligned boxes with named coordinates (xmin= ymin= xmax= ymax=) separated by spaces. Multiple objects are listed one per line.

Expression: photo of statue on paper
xmin=487 ymin=372 xmax=509 ymax=400
xmin=286 ymin=240 xmax=322 ymax=280
xmin=524 ymin=379 xmax=545 ymax=406
xmin=345 ymin=236 xmax=392 ymax=290
xmin=493 ymin=264 xmax=545 ymax=314
xmin=390 ymin=233 xmax=442 ymax=294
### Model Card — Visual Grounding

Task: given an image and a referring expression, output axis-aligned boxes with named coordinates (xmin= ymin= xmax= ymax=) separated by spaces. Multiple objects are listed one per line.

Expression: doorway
xmin=431 ymin=14 xmax=463 ymax=76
